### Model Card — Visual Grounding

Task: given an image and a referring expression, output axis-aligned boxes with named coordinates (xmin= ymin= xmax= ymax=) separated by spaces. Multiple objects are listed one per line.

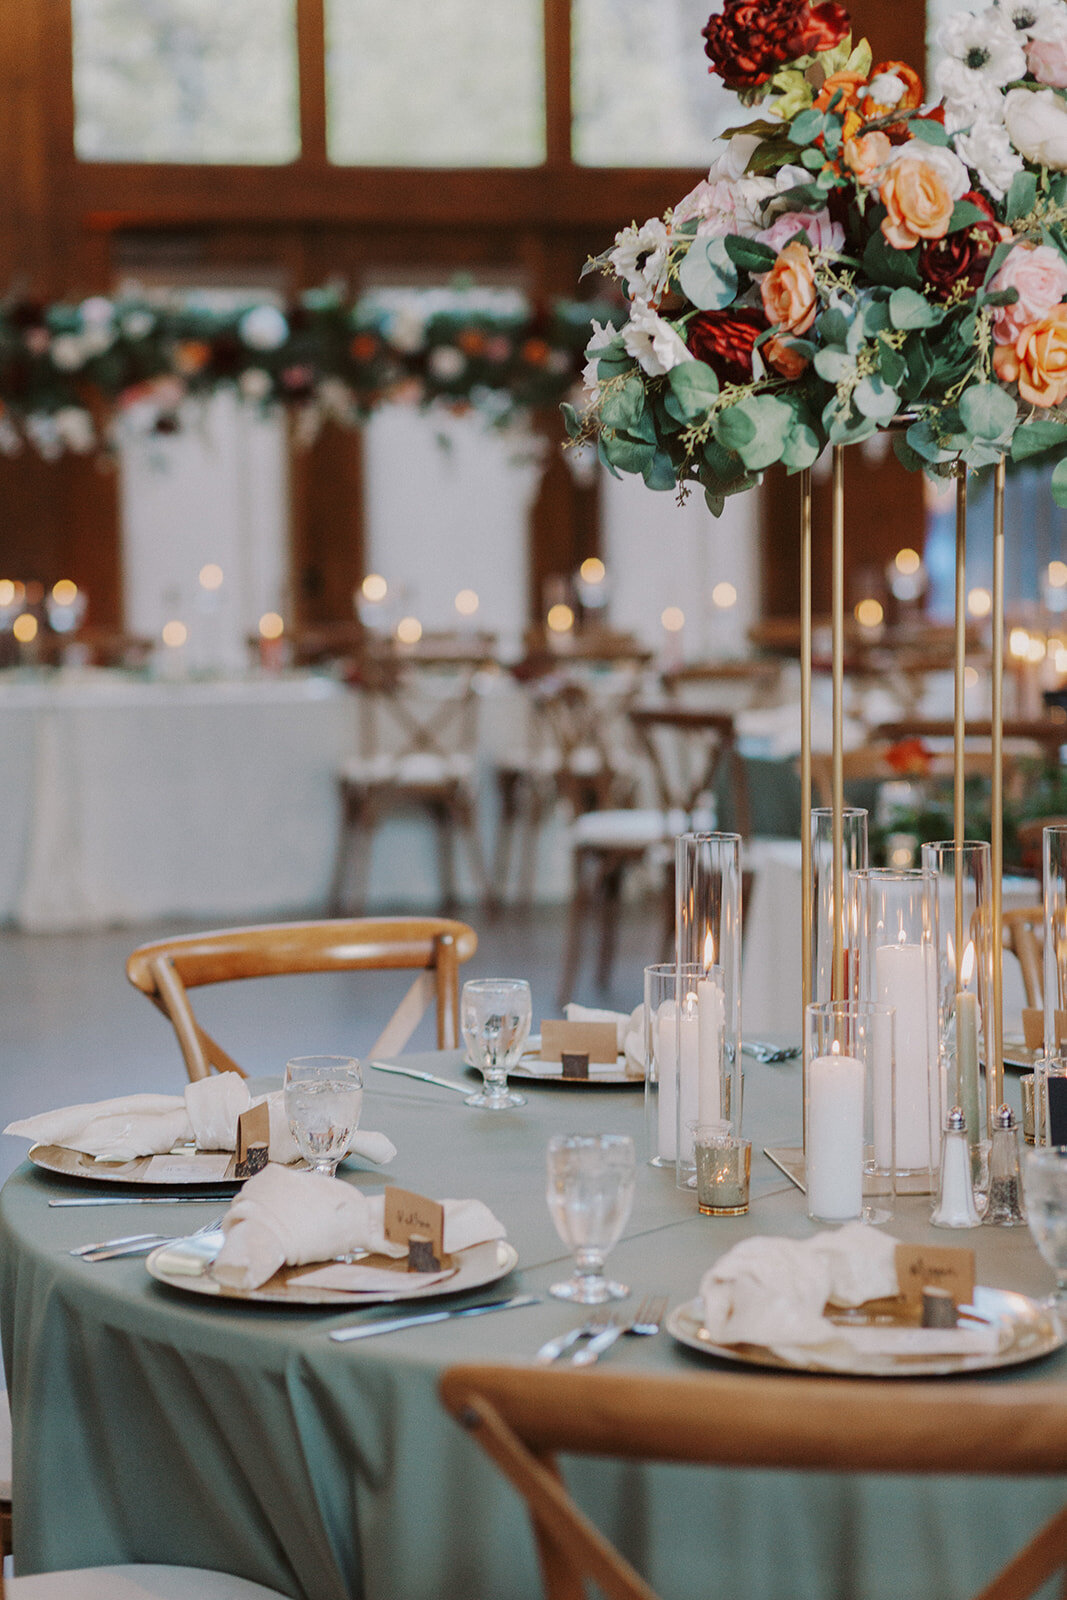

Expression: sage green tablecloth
xmin=1 ymin=1056 xmax=1065 ymax=1600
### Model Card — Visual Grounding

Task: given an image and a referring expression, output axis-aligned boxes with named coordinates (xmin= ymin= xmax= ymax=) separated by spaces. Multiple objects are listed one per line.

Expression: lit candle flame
xmin=830 ymin=1039 xmax=841 ymax=1055
xmin=961 ymin=941 xmax=975 ymax=988
xmin=703 ymin=930 xmax=715 ymax=974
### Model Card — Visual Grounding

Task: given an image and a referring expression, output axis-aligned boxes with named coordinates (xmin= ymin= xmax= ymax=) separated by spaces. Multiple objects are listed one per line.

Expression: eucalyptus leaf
xmin=599 ymin=376 xmax=647 ymax=431
xmin=604 ymin=435 xmax=655 ymax=477
xmin=893 ymin=433 xmax=925 ymax=473
xmin=813 ymin=346 xmax=855 ymax=382
xmin=788 ymin=108 xmax=826 ymax=145
xmin=1006 ymin=169 xmax=1038 ymax=222
xmin=947 ymin=200 xmax=992 ymax=233
xmin=878 ymin=345 xmax=907 ymax=388
xmin=664 ymin=359 xmax=719 ymax=423
xmin=597 ymin=434 xmax=623 ymax=479
xmin=643 ymin=447 xmax=679 ymax=490
xmin=677 ymin=237 xmax=739 ymax=311
xmin=958 ymin=382 xmax=1017 ymax=441
xmin=889 ymin=286 xmax=938 ymax=330
xmin=863 ymin=231 xmax=923 ymax=289
xmin=818 ymin=307 xmax=850 ymax=346
xmin=781 ymin=421 xmax=821 ymax=471
xmin=704 ymin=489 xmax=726 ymax=517
xmin=801 ymin=147 xmax=826 ymax=170
xmin=1011 ymin=418 xmax=1067 ymax=462
xmin=854 ymin=375 xmax=900 ymax=421
xmin=1052 ymin=458 xmax=1067 ymax=509
xmin=561 ymin=402 xmax=580 ymax=439
xmin=722 ymin=236 xmax=777 ymax=273
xmin=907 ymin=116 xmax=950 ymax=147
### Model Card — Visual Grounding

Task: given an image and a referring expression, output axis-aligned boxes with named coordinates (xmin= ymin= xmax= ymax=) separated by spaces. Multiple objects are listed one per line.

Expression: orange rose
xmin=993 ymin=306 xmax=1067 ymax=407
xmin=764 ymin=335 xmax=809 ymax=379
xmin=879 ymin=156 xmax=954 ymax=250
xmin=861 ymin=61 xmax=923 ymax=121
xmin=843 ymin=130 xmax=892 ymax=187
xmin=760 ymin=242 xmax=817 ymax=337
xmin=814 ymin=70 xmax=867 ymax=142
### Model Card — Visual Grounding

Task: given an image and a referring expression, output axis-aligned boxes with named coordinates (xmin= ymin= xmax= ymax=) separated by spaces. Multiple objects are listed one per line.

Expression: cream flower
xmin=1004 ymin=86 xmax=1067 ymax=166
xmin=938 ymin=8 xmax=1028 ymax=84
xmin=952 ymin=116 xmax=1024 ymax=199
xmin=609 ymin=217 xmax=671 ymax=300
xmin=621 ymin=300 xmax=694 ymax=377
xmin=582 ymin=319 xmax=620 ymax=397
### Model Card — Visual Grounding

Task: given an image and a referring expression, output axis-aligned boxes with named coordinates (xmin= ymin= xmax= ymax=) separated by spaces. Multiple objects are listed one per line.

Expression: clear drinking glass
xmin=461 ymin=978 xmax=532 ymax=1109
xmin=283 ymin=1055 xmax=363 ymax=1178
xmin=1025 ymin=1147 xmax=1067 ymax=1309
xmin=546 ymin=1133 xmax=636 ymax=1303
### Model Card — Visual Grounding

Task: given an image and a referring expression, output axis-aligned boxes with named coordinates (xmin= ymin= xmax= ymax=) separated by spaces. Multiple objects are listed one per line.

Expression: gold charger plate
xmin=28 ymin=1143 xmax=245 ymax=1186
xmin=146 ymin=1233 xmax=519 ymax=1306
xmin=666 ymin=1287 xmax=1064 ymax=1378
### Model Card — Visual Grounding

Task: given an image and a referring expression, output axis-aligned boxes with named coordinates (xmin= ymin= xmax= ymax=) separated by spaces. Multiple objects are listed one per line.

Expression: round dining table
xmin=1 ymin=1053 xmax=1065 ymax=1600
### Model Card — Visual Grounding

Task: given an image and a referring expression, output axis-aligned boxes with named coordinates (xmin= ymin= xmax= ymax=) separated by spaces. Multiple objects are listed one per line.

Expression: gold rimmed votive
xmin=692 ymin=1127 xmax=751 ymax=1216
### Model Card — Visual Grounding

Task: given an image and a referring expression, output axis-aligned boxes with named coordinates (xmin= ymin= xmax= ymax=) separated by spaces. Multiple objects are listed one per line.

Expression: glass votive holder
xmin=643 ymin=962 xmax=675 ymax=1168
xmin=691 ymin=1125 xmax=751 ymax=1216
xmin=804 ymin=1000 xmax=895 ymax=1225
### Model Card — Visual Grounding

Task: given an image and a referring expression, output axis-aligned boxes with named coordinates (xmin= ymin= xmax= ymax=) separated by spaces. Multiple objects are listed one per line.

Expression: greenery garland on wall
xmin=0 ymin=285 xmax=616 ymax=458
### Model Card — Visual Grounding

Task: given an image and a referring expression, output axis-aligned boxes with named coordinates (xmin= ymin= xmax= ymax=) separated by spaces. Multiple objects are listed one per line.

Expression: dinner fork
xmin=571 ymin=1295 xmax=668 ymax=1367
xmin=534 ymin=1306 xmax=613 ymax=1364
xmin=74 ymin=1214 xmax=225 ymax=1262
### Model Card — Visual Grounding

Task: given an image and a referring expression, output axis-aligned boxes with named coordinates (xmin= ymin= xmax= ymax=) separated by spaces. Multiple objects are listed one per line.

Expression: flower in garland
xmin=879 ymin=142 xmax=969 ymax=249
xmin=686 ymin=308 xmax=767 ymax=383
xmin=761 ymin=242 xmax=818 ymax=336
xmin=919 ymin=191 xmax=1008 ymax=300
xmin=625 ymin=300 xmax=695 ymax=376
xmin=993 ymin=304 xmax=1067 ymax=404
xmin=1004 ymin=84 xmax=1067 ymax=164
xmin=702 ymin=0 xmax=849 ymax=89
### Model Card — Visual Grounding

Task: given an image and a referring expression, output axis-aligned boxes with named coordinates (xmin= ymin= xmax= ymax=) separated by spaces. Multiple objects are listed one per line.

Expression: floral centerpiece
xmin=568 ymin=0 xmax=1067 ymax=513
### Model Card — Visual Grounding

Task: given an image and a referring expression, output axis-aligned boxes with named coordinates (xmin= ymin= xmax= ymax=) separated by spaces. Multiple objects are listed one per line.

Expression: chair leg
xmin=595 ymin=854 xmax=626 ymax=994
xmin=518 ymin=783 xmax=547 ymax=910
xmin=559 ymin=847 xmax=593 ymax=1007
xmin=328 ymin=786 xmax=360 ymax=915
xmin=493 ymin=772 xmax=520 ymax=907
xmin=455 ymin=787 xmax=498 ymax=917
xmin=970 ymin=1505 xmax=1067 ymax=1600
xmin=433 ymin=801 xmax=458 ymax=913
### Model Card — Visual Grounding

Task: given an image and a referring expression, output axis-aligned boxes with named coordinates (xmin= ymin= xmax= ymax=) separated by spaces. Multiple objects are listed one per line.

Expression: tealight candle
xmin=806 ymin=1044 xmax=864 ymax=1221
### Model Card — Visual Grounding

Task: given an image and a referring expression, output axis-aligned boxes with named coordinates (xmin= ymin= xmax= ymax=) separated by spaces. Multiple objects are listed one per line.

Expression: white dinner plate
xmin=146 ymin=1232 xmax=519 ymax=1306
xmin=28 ymin=1143 xmax=248 ymax=1186
xmin=666 ymin=1287 xmax=1064 ymax=1378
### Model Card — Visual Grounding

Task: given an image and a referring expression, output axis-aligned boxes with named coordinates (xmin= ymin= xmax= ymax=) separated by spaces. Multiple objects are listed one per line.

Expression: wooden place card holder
xmin=894 ymin=1244 xmax=975 ymax=1316
xmin=384 ymin=1185 xmax=454 ymax=1273
xmin=540 ymin=1020 xmax=617 ymax=1064
xmin=234 ymin=1102 xmax=271 ymax=1178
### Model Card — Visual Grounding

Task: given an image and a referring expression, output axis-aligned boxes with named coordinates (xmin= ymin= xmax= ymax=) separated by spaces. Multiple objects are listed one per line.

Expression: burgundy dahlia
xmin=702 ymin=0 xmax=850 ymax=90
xmin=919 ymin=191 xmax=1002 ymax=301
xmin=687 ymin=307 xmax=768 ymax=384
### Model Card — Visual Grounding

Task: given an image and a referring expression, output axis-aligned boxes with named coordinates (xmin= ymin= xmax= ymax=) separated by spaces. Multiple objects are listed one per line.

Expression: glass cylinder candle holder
xmin=672 ymin=963 xmax=725 ymax=1190
xmin=644 ymin=962 xmax=677 ymax=1168
xmin=675 ymin=831 xmax=743 ymax=1188
xmin=921 ymin=840 xmax=992 ymax=1169
xmin=1044 ymin=826 xmax=1067 ymax=1064
xmin=804 ymin=1000 xmax=895 ymax=1224
xmin=852 ymin=868 xmax=939 ymax=1192
xmin=810 ymin=807 xmax=868 ymax=1007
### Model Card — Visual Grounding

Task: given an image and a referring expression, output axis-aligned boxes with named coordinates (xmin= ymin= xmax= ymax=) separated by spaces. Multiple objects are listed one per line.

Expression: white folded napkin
xmin=5 ymin=1072 xmax=397 ymax=1170
xmin=564 ymin=1001 xmax=644 ymax=1073
xmin=212 ymin=1163 xmax=507 ymax=1290
xmin=699 ymin=1224 xmax=1000 ymax=1367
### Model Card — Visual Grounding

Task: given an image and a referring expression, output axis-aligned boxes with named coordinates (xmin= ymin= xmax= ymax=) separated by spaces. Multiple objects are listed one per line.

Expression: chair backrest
xmin=126 ymin=916 xmax=478 ymax=1081
xmin=531 ymin=675 xmax=642 ymax=813
xmin=628 ymin=705 xmax=751 ymax=834
xmin=809 ymin=744 xmax=1021 ymax=810
xmin=440 ymin=1363 xmax=1067 ymax=1600
xmin=1003 ymin=904 xmax=1045 ymax=1008
xmin=355 ymin=658 xmax=485 ymax=767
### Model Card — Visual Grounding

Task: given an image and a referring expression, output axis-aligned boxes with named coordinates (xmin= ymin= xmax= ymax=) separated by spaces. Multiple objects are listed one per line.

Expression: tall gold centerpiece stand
xmin=767 ymin=447 xmax=1006 ymax=1181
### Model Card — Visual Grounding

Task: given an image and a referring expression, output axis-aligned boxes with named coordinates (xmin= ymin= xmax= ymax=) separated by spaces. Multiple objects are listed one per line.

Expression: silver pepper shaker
xmin=932 ymin=1107 xmax=981 ymax=1229
xmin=984 ymin=1104 xmax=1027 ymax=1226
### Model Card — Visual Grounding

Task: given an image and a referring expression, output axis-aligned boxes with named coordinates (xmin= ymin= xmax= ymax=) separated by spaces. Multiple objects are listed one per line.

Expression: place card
xmin=894 ymin=1243 xmax=975 ymax=1314
xmin=540 ymin=1020 xmax=618 ymax=1064
xmin=561 ymin=1051 xmax=590 ymax=1080
xmin=143 ymin=1152 xmax=233 ymax=1182
xmin=384 ymin=1186 xmax=450 ymax=1270
xmin=1022 ymin=1008 xmax=1067 ymax=1051
xmin=235 ymin=1102 xmax=271 ymax=1178
xmin=1048 ymin=1075 xmax=1067 ymax=1145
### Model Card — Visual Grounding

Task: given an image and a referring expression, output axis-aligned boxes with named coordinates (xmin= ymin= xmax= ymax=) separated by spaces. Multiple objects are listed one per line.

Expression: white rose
xmin=1004 ymin=86 xmax=1067 ymax=166
xmin=885 ymin=139 xmax=971 ymax=199
xmin=621 ymin=300 xmax=693 ymax=378
xmin=707 ymin=133 xmax=763 ymax=182
xmin=952 ymin=116 xmax=1024 ymax=199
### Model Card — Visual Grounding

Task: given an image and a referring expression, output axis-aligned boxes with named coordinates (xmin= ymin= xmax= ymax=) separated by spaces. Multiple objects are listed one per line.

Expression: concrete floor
xmin=0 ymin=903 xmax=659 ymax=1188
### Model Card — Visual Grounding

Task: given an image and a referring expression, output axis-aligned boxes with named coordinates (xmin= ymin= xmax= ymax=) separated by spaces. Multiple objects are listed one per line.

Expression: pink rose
xmin=990 ymin=242 xmax=1067 ymax=345
xmin=757 ymin=208 xmax=845 ymax=255
xmin=1028 ymin=33 xmax=1067 ymax=89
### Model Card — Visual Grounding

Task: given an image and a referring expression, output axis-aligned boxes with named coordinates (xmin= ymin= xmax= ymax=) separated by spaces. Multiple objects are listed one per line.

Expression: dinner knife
xmin=369 ymin=1061 xmax=471 ymax=1095
xmin=329 ymin=1292 xmax=540 ymax=1342
xmin=49 ymin=1193 xmax=236 ymax=1207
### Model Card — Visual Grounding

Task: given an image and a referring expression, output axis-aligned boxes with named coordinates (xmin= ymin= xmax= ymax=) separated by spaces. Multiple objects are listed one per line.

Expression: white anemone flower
xmin=996 ymin=0 xmax=1055 ymax=37
xmin=582 ymin=319 xmax=620 ymax=398
xmin=621 ymin=300 xmax=693 ymax=378
xmin=609 ymin=217 xmax=671 ymax=300
xmin=937 ymin=57 xmax=1009 ymax=126
xmin=938 ymin=8 xmax=1027 ymax=84
xmin=952 ymin=115 xmax=1024 ymax=198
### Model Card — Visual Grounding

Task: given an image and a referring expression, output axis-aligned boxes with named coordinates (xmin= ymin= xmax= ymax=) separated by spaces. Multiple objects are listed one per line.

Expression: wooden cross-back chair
xmin=441 ymin=1363 xmax=1067 ymax=1600
xmin=1003 ymin=904 xmax=1045 ymax=1009
xmin=126 ymin=917 xmax=478 ymax=1081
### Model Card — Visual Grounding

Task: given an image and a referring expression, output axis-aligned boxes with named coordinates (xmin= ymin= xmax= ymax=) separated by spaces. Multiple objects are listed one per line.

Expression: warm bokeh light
xmin=711 ymin=581 xmax=737 ymax=610
xmin=258 ymin=612 xmax=284 ymax=640
xmin=1028 ymin=635 xmax=1047 ymax=664
xmin=362 ymin=573 xmax=388 ymax=602
xmin=965 ymin=665 xmax=979 ymax=688
xmin=1009 ymin=627 xmax=1031 ymax=659
xmin=547 ymin=603 xmax=575 ymax=634
xmin=854 ymin=598 xmax=883 ymax=628
xmin=888 ymin=841 xmax=915 ymax=869
xmin=12 ymin=613 xmax=37 ymax=643
xmin=396 ymin=616 xmax=423 ymax=644
xmin=51 ymin=579 xmax=78 ymax=606
xmin=894 ymin=548 xmax=921 ymax=575
xmin=454 ymin=588 xmax=480 ymax=616
xmin=579 ymin=557 xmax=606 ymax=585
xmin=198 ymin=563 xmax=224 ymax=591
xmin=661 ymin=606 xmax=685 ymax=633
xmin=1050 ymin=561 xmax=1067 ymax=589
xmin=967 ymin=587 xmax=992 ymax=618
xmin=162 ymin=620 xmax=188 ymax=648
xmin=1054 ymin=643 xmax=1067 ymax=675
xmin=0 ymin=581 xmax=16 ymax=608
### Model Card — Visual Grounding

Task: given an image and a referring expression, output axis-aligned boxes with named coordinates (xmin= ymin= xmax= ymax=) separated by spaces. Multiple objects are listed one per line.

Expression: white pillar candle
xmin=875 ymin=941 xmax=936 ymax=1172
xmin=807 ymin=1047 xmax=864 ymax=1221
xmin=655 ymin=999 xmax=678 ymax=1161
xmin=697 ymin=968 xmax=724 ymax=1125
xmin=677 ymin=991 xmax=700 ymax=1162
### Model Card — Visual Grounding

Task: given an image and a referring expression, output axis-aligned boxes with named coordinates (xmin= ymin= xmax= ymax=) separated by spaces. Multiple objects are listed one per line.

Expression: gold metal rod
xmin=800 ymin=468 xmax=813 ymax=1153
xmin=990 ymin=456 xmax=1006 ymax=1125
xmin=954 ymin=469 xmax=967 ymax=1002
xmin=832 ymin=446 xmax=845 ymax=1004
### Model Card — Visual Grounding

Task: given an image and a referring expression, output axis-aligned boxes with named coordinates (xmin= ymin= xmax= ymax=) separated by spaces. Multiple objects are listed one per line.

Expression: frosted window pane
xmin=573 ymin=0 xmax=735 ymax=167
xmin=325 ymin=0 xmax=545 ymax=166
xmin=72 ymin=0 xmax=300 ymax=164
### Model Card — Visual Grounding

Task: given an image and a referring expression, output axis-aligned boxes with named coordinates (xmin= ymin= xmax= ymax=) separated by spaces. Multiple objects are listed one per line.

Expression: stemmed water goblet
xmin=461 ymin=978 xmax=532 ymax=1109
xmin=283 ymin=1055 xmax=363 ymax=1177
xmin=546 ymin=1133 xmax=636 ymax=1303
xmin=1025 ymin=1146 xmax=1067 ymax=1315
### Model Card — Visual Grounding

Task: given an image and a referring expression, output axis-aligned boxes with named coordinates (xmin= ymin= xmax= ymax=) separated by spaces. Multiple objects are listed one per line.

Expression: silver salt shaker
xmin=932 ymin=1107 xmax=981 ymax=1229
xmin=984 ymin=1104 xmax=1027 ymax=1227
